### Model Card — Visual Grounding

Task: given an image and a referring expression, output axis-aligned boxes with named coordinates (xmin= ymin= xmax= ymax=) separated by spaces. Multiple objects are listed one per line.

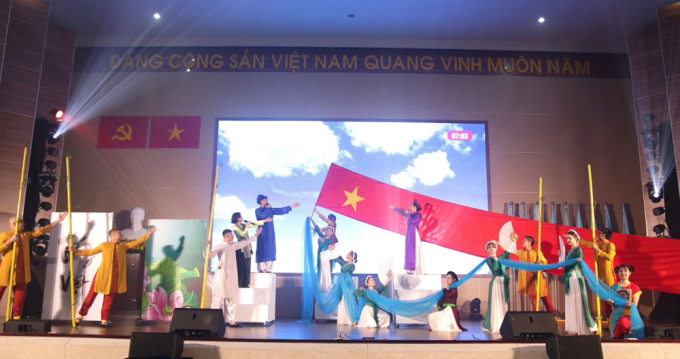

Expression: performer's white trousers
xmin=337 ymin=298 xmax=353 ymax=325
xmin=428 ymin=307 xmax=462 ymax=332
xmin=257 ymin=261 xmax=273 ymax=273
xmin=565 ymin=276 xmax=598 ymax=335
xmin=485 ymin=276 xmax=508 ymax=334
xmin=320 ymin=248 xmax=342 ymax=292
xmin=211 ymin=296 xmax=236 ymax=323
xmin=356 ymin=306 xmax=390 ymax=328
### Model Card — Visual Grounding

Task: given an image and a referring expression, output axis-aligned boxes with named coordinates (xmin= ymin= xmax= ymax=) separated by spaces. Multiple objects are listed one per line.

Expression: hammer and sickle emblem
xmin=111 ymin=123 xmax=133 ymax=141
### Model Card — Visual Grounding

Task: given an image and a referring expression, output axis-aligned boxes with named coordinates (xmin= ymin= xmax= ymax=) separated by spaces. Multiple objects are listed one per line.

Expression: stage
xmin=1 ymin=318 xmax=679 ymax=359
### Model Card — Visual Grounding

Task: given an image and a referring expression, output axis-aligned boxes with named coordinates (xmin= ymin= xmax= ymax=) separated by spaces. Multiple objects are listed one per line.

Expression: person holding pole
xmin=0 ymin=213 xmax=68 ymax=319
xmin=210 ymin=226 xmax=262 ymax=327
xmin=70 ymin=227 xmax=156 ymax=327
xmin=0 ymin=234 xmax=20 ymax=256
xmin=513 ymin=234 xmax=557 ymax=316
xmin=581 ymin=228 xmax=616 ymax=320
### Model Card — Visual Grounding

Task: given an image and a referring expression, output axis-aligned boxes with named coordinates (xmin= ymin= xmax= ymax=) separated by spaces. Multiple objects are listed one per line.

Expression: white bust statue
xmin=120 ymin=207 xmax=147 ymax=240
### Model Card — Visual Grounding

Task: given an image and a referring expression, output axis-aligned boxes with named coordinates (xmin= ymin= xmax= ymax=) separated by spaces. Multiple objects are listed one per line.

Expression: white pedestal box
xmin=314 ymin=274 xmax=359 ymax=322
xmin=392 ymin=274 xmax=443 ymax=327
xmin=234 ymin=273 xmax=276 ymax=325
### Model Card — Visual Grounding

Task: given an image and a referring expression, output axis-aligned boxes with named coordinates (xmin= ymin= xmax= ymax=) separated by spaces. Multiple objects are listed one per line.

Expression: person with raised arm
xmin=483 ymin=240 xmax=511 ymax=334
xmin=390 ymin=199 xmax=424 ymax=274
xmin=354 ymin=270 xmax=393 ymax=328
xmin=0 ymin=212 xmax=68 ymax=319
xmin=254 ymin=194 xmax=299 ymax=273
xmin=71 ymin=226 xmax=156 ymax=327
xmin=231 ymin=212 xmax=272 ymax=288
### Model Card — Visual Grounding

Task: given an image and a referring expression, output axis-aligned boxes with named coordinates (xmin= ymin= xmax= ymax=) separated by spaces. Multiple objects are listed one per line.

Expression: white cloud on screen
xmin=390 ymin=151 xmax=455 ymax=189
xmin=219 ymin=121 xmax=340 ymax=177
xmin=270 ymin=185 xmax=319 ymax=199
xmin=342 ymin=122 xmax=448 ymax=155
xmin=214 ymin=194 xmax=257 ymax=221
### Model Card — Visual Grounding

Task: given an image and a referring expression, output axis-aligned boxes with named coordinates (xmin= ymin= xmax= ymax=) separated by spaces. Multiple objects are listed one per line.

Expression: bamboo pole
xmin=535 ymin=177 xmax=543 ymax=312
xmin=588 ymin=164 xmax=603 ymax=337
xmin=200 ymin=164 xmax=220 ymax=309
xmin=6 ymin=147 xmax=28 ymax=320
xmin=66 ymin=155 xmax=76 ymax=328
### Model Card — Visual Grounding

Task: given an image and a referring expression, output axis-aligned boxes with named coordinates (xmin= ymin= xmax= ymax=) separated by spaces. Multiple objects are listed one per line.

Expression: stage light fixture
xmin=46 ymin=147 xmax=59 ymax=157
xmin=39 ymin=201 xmax=53 ymax=211
xmin=538 ymin=17 xmax=545 ymax=23
xmin=55 ymin=110 xmax=64 ymax=120
xmin=653 ymin=224 xmax=666 ymax=236
xmin=646 ymin=151 xmax=658 ymax=161
xmin=33 ymin=239 xmax=47 ymax=256
xmin=643 ymin=113 xmax=655 ymax=123
xmin=653 ymin=207 xmax=665 ymax=216
xmin=39 ymin=173 xmax=56 ymax=186
xmin=44 ymin=160 xmax=57 ymax=171
xmin=154 ymin=13 xmax=161 ymax=19
xmin=40 ymin=185 xmax=54 ymax=198
xmin=47 ymin=134 xmax=60 ymax=145
xmin=646 ymin=181 xmax=663 ymax=203
xmin=37 ymin=218 xmax=51 ymax=227
xmin=647 ymin=166 xmax=661 ymax=175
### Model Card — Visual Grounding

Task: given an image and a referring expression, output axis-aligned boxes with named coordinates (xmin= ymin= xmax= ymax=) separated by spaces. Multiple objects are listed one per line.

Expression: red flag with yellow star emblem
xmin=149 ymin=116 xmax=201 ymax=148
xmin=316 ymin=163 xmax=680 ymax=294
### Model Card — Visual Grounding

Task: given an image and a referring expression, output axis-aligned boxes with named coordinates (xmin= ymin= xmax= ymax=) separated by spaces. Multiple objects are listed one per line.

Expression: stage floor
xmin=0 ymin=317 xmax=583 ymax=341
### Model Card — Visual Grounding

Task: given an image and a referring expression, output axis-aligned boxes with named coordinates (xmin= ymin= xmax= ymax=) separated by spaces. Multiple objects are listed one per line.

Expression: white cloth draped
xmin=319 ymin=247 xmax=342 ymax=292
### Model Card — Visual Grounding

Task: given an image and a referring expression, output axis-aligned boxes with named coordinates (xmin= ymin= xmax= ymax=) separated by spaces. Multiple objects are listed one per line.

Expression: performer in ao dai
xmin=254 ymin=194 xmax=299 ymax=273
xmin=210 ymin=226 xmax=262 ymax=327
xmin=390 ymin=200 xmax=425 ymax=274
xmin=354 ymin=271 xmax=393 ymax=328
xmin=514 ymin=234 xmax=557 ymax=316
xmin=607 ymin=264 xmax=642 ymax=339
xmin=559 ymin=230 xmax=598 ymax=335
xmin=334 ymin=251 xmax=358 ymax=325
xmin=483 ymin=240 xmax=510 ymax=334
xmin=428 ymin=271 xmax=467 ymax=332
xmin=310 ymin=209 xmax=341 ymax=291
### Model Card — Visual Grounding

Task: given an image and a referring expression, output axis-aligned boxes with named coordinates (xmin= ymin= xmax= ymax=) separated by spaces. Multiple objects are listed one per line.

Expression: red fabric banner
xmin=97 ymin=116 xmax=149 ymax=148
xmin=149 ymin=116 xmax=201 ymax=149
xmin=316 ymin=163 xmax=680 ymax=294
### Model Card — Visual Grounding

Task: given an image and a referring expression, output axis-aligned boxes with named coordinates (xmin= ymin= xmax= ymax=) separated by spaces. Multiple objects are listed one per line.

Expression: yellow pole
xmin=588 ymin=164 xmax=603 ymax=337
xmin=200 ymin=164 xmax=220 ymax=308
xmin=535 ymin=177 xmax=543 ymax=312
xmin=66 ymin=155 xmax=76 ymax=328
xmin=6 ymin=147 xmax=28 ymax=320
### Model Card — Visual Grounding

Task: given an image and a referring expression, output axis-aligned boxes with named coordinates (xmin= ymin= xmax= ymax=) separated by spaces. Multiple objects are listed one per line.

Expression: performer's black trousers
xmin=236 ymin=250 xmax=251 ymax=288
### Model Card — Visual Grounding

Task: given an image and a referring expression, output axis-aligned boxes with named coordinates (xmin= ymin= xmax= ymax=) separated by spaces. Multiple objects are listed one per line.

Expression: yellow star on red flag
xmin=342 ymin=186 xmax=365 ymax=211
xmin=166 ymin=124 xmax=185 ymax=141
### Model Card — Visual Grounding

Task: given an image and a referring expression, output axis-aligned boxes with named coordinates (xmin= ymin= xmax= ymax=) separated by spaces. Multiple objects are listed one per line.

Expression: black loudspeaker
xmin=500 ymin=311 xmax=559 ymax=340
xmin=645 ymin=323 xmax=680 ymax=339
xmin=546 ymin=335 xmax=603 ymax=359
xmin=3 ymin=319 xmax=51 ymax=333
xmin=170 ymin=308 xmax=226 ymax=338
xmin=128 ymin=332 xmax=184 ymax=359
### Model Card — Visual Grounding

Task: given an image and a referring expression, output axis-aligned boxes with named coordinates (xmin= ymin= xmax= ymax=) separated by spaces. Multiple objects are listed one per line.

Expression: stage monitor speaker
xmin=645 ymin=323 xmax=680 ymax=340
xmin=3 ymin=319 xmax=51 ymax=334
xmin=128 ymin=332 xmax=184 ymax=359
xmin=546 ymin=335 xmax=603 ymax=359
xmin=170 ymin=308 xmax=226 ymax=338
xmin=499 ymin=311 xmax=558 ymax=340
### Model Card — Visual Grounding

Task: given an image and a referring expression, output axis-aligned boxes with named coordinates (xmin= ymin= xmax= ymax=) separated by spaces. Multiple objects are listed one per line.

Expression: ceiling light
xmin=153 ymin=13 xmax=161 ymax=20
xmin=538 ymin=17 xmax=545 ymax=23
xmin=186 ymin=68 xmax=191 ymax=72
